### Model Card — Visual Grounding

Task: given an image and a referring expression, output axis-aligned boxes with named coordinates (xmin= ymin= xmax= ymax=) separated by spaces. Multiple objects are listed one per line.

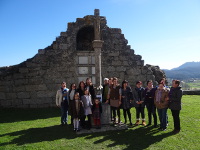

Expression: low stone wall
xmin=183 ymin=90 xmax=200 ymax=95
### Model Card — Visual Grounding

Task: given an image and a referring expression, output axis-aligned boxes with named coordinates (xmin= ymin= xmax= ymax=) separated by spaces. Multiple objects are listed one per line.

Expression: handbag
xmin=110 ymin=99 xmax=120 ymax=107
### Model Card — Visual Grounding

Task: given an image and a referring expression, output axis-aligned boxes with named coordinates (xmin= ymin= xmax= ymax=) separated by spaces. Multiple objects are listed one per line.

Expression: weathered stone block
xmin=108 ymin=52 xmax=119 ymax=57
xmin=101 ymin=103 xmax=111 ymax=124
xmin=0 ymin=100 xmax=12 ymax=107
xmin=15 ymin=79 xmax=29 ymax=86
xmin=28 ymin=78 xmax=43 ymax=84
xmin=116 ymin=66 xmax=126 ymax=72
xmin=0 ymin=92 xmax=6 ymax=100
xmin=17 ymin=92 xmax=30 ymax=99
xmin=0 ymin=86 xmax=7 ymax=92
xmin=107 ymin=66 xmax=115 ymax=72
xmin=38 ymin=49 xmax=45 ymax=55
xmin=59 ymin=44 xmax=68 ymax=49
xmin=12 ymin=99 xmax=23 ymax=106
xmin=14 ymin=86 xmax=26 ymax=92
xmin=123 ymin=61 xmax=129 ymax=66
xmin=25 ymin=84 xmax=47 ymax=92
xmin=19 ymin=68 xmax=29 ymax=73
xmin=127 ymin=68 xmax=141 ymax=76
xmin=23 ymin=99 xmax=31 ymax=105
xmin=13 ymin=73 xmax=25 ymax=79
xmin=60 ymin=32 xmax=67 ymax=36
xmin=30 ymin=104 xmax=38 ymax=108
xmin=112 ymin=60 xmax=122 ymax=66
xmin=119 ymin=56 xmax=127 ymax=61
xmin=6 ymin=93 xmax=17 ymax=99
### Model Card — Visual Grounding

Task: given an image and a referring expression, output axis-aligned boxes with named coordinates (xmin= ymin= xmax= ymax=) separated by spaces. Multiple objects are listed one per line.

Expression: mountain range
xmin=163 ymin=61 xmax=200 ymax=80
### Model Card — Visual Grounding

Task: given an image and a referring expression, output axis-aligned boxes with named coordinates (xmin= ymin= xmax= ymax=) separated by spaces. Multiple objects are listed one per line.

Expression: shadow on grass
xmin=0 ymin=124 xmax=173 ymax=149
xmin=0 ymin=125 xmax=77 ymax=146
xmin=0 ymin=108 xmax=60 ymax=123
xmin=85 ymin=126 xmax=173 ymax=150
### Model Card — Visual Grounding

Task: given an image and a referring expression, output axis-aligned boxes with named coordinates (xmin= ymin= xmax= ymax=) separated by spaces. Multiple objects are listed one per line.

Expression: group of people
xmin=56 ymin=77 xmax=182 ymax=134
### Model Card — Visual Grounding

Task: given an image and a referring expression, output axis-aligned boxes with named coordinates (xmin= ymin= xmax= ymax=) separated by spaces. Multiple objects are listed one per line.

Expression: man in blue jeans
xmin=154 ymin=82 xmax=169 ymax=131
xmin=56 ymin=82 xmax=69 ymax=126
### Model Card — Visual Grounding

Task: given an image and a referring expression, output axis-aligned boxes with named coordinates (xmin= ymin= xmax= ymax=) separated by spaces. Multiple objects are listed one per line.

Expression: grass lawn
xmin=187 ymin=81 xmax=200 ymax=90
xmin=0 ymin=95 xmax=200 ymax=150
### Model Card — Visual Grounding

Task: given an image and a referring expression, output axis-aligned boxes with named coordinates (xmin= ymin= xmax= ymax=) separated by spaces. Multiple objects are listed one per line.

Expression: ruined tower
xmin=0 ymin=9 xmax=165 ymax=108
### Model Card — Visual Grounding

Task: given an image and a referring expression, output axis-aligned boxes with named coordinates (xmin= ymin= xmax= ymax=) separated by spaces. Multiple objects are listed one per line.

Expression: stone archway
xmin=76 ymin=26 xmax=94 ymax=51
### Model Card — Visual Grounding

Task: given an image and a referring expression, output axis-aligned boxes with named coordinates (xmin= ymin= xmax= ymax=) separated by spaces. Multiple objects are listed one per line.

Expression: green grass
xmin=0 ymin=95 xmax=200 ymax=150
xmin=187 ymin=81 xmax=200 ymax=90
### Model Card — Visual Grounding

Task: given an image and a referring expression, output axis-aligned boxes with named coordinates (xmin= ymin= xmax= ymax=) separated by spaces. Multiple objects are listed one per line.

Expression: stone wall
xmin=183 ymin=90 xmax=200 ymax=95
xmin=0 ymin=11 xmax=165 ymax=108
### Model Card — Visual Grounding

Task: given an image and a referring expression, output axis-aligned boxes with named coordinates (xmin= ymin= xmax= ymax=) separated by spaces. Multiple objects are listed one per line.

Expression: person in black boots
xmin=169 ymin=80 xmax=183 ymax=134
xmin=144 ymin=80 xmax=157 ymax=127
xmin=133 ymin=81 xmax=146 ymax=126
xmin=121 ymin=80 xmax=133 ymax=126
xmin=68 ymin=83 xmax=77 ymax=125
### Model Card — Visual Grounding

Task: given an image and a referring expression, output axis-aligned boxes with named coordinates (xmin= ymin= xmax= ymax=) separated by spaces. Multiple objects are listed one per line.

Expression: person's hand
xmin=136 ymin=101 xmax=140 ymax=104
xmin=165 ymin=97 xmax=169 ymax=101
xmin=119 ymin=101 xmax=122 ymax=105
xmin=105 ymin=100 xmax=109 ymax=104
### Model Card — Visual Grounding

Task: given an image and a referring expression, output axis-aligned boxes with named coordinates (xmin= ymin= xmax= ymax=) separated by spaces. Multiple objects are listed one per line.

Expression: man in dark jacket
xmin=169 ymin=80 xmax=183 ymax=134
xmin=133 ymin=81 xmax=146 ymax=126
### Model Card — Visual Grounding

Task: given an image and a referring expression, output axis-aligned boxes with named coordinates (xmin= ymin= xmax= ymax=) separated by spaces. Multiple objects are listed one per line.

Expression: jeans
xmin=61 ymin=103 xmax=68 ymax=124
xmin=171 ymin=109 xmax=180 ymax=130
xmin=157 ymin=108 xmax=167 ymax=129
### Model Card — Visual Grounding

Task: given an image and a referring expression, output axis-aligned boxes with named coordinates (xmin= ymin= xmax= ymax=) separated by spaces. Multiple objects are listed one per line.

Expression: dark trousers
xmin=83 ymin=114 xmax=92 ymax=129
xmin=146 ymin=103 xmax=157 ymax=125
xmin=111 ymin=106 xmax=120 ymax=123
xmin=135 ymin=107 xmax=145 ymax=119
xmin=171 ymin=109 xmax=180 ymax=130
xmin=123 ymin=108 xmax=132 ymax=123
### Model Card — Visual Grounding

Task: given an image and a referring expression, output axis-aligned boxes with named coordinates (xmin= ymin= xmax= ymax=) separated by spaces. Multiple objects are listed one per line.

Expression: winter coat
xmin=154 ymin=88 xmax=169 ymax=109
xmin=121 ymin=86 xmax=133 ymax=109
xmin=81 ymin=95 xmax=93 ymax=115
xmin=144 ymin=87 xmax=157 ymax=107
xmin=92 ymin=103 xmax=102 ymax=114
xmin=132 ymin=87 xmax=145 ymax=107
xmin=71 ymin=100 xmax=85 ymax=119
xmin=68 ymin=89 xmax=77 ymax=116
xmin=56 ymin=88 xmax=69 ymax=108
xmin=168 ymin=87 xmax=182 ymax=110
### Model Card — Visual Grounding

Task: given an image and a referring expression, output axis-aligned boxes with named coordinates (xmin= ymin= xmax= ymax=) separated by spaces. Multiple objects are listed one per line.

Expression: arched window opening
xmin=76 ymin=26 xmax=94 ymax=51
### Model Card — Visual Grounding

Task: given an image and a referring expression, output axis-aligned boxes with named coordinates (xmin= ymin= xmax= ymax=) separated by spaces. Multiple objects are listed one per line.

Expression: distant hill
xmin=163 ymin=62 xmax=200 ymax=80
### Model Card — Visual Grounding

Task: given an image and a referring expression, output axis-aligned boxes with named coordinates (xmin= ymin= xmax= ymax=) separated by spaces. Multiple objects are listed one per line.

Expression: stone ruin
xmin=0 ymin=9 xmax=166 ymax=108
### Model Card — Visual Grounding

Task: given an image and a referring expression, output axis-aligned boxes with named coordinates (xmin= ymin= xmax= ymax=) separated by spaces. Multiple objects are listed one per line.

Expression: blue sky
xmin=0 ymin=0 xmax=200 ymax=69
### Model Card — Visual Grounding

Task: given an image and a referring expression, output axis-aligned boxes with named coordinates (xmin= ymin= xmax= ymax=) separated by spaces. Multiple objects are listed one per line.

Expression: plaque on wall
xmin=91 ymin=56 xmax=95 ymax=64
xmin=78 ymin=67 xmax=88 ymax=74
xmin=92 ymin=76 xmax=96 ymax=84
xmin=78 ymin=56 xmax=88 ymax=64
xmin=92 ymin=67 xmax=95 ymax=75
